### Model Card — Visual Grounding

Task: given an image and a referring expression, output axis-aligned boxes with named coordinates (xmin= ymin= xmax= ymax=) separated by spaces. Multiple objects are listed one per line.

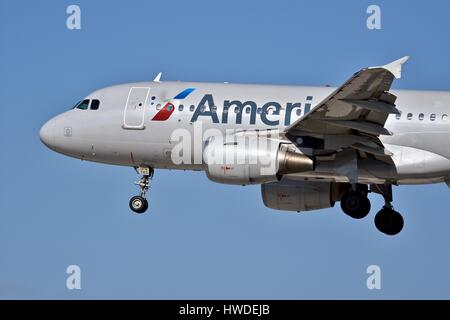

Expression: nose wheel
xmin=129 ymin=167 xmax=153 ymax=214
xmin=129 ymin=196 xmax=148 ymax=214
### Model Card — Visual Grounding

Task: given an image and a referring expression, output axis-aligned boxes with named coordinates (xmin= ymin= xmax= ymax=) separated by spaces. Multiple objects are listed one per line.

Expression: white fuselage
xmin=39 ymin=81 xmax=450 ymax=186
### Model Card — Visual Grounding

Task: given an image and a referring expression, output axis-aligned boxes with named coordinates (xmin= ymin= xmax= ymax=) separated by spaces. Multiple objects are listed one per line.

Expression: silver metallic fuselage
xmin=39 ymin=81 xmax=450 ymax=186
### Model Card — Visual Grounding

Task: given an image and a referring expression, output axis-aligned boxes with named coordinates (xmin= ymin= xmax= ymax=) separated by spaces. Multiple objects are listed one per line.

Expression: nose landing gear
xmin=129 ymin=167 xmax=153 ymax=214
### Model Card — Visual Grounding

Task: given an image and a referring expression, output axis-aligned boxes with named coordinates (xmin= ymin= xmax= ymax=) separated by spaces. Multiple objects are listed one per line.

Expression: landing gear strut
xmin=371 ymin=184 xmax=404 ymax=236
xmin=129 ymin=167 xmax=153 ymax=214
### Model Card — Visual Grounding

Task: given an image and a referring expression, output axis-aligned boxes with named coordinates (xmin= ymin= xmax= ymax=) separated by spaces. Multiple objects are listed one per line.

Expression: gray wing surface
xmin=285 ymin=56 xmax=410 ymax=158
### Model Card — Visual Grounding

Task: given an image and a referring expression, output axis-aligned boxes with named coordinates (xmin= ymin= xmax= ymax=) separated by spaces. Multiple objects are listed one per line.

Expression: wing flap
xmin=340 ymin=99 xmax=401 ymax=115
xmin=319 ymin=119 xmax=393 ymax=136
xmin=350 ymin=143 xmax=393 ymax=157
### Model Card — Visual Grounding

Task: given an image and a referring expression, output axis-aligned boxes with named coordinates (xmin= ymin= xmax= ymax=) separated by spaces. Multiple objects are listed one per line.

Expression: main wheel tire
xmin=374 ymin=208 xmax=404 ymax=235
xmin=340 ymin=191 xmax=371 ymax=219
xmin=129 ymin=196 xmax=148 ymax=214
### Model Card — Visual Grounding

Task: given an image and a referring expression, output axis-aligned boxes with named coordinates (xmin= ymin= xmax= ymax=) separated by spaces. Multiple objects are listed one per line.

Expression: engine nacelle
xmin=261 ymin=179 xmax=346 ymax=212
xmin=203 ymin=136 xmax=314 ymax=185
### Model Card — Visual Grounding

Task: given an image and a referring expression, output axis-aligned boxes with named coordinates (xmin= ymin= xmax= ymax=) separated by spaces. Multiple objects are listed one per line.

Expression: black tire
xmin=129 ymin=196 xmax=148 ymax=214
xmin=340 ymin=191 xmax=371 ymax=219
xmin=374 ymin=208 xmax=404 ymax=235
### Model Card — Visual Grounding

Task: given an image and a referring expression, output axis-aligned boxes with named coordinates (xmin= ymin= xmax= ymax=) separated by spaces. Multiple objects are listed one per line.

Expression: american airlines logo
xmin=152 ymin=89 xmax=314 ymax=126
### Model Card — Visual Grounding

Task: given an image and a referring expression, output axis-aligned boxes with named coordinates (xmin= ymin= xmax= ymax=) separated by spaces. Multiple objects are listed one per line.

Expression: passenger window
xmin=245 ymin=107 xmax=250 ymax=114
xmin=418 ymin=113 xmax=424 ymax=120
xmin=395 ymin=113 xmax=401 ymax=120
xmin=296 ymin=109 xmax=302 ymax=116
xmin=76 ymin=99 xmax=90 ymax=110
xmin=90 ymin=99 xmax=100 ymax=110
xmin=442 ymin=114 xmax=448 ymax=121
xmin=407 ymin=113 xmax=413 ymax=120
xmin=257 ymin=108 xmax=262 ymax=114
xmin=430 ymin=114 xmax=436 ymax=121
xmin=178 ymin=104 xmax=184 ymax=111
xmin=189 ymin=105 xmax=195 ymax=112
xmin=156 ymin=104 xmax=162 ymax=110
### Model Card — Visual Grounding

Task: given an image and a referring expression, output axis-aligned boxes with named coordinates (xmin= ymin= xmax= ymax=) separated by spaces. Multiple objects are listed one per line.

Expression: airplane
xmin=39 ymin=56 xmax=450 ymax=236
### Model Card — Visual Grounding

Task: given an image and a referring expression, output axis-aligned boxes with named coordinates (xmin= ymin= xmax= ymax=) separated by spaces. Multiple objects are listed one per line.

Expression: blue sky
xmin=1 ymin=0 xmax=450 ymax=299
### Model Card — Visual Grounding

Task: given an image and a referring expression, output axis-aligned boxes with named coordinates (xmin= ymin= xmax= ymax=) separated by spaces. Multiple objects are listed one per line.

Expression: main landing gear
xmin=340 ymin=184 xmax=404 ymax=236
xmin=340 ymin=187 xmax=371 ymax=219
xmin=372 ymin=184 xmax=404 ymax=236
xmin=129 ymin=167 xmax=154 ymax=214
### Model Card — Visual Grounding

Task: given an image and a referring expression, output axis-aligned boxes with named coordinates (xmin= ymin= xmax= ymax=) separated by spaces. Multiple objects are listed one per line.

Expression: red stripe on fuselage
xmin=152 ymin=103 xmax=175 ymax=121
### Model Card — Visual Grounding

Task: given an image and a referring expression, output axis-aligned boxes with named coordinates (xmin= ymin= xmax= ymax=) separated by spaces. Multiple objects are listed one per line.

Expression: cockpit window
xmin=76 ymin=99 xmax=90 ymax=110
xmin=72 ymin=101 xmax=81 ymax=109
xmin=90 ymin=99 xmax=100 ymax=110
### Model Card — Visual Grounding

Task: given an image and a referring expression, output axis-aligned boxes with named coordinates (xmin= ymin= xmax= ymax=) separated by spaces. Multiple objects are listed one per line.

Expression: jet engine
xmin=261 ymin=178 xmax=347 ymax=212
xmin=203 ymin=136 xmax=314 ymax=185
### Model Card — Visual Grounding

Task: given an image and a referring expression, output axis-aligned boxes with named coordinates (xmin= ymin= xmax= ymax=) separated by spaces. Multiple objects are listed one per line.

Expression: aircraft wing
xmin=285 ymin=56 xmax=409 ymax=158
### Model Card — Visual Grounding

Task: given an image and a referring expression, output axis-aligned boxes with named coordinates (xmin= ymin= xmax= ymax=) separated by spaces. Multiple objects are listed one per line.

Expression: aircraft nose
xmin=39 ymin=119 xmax=55 ymax=148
